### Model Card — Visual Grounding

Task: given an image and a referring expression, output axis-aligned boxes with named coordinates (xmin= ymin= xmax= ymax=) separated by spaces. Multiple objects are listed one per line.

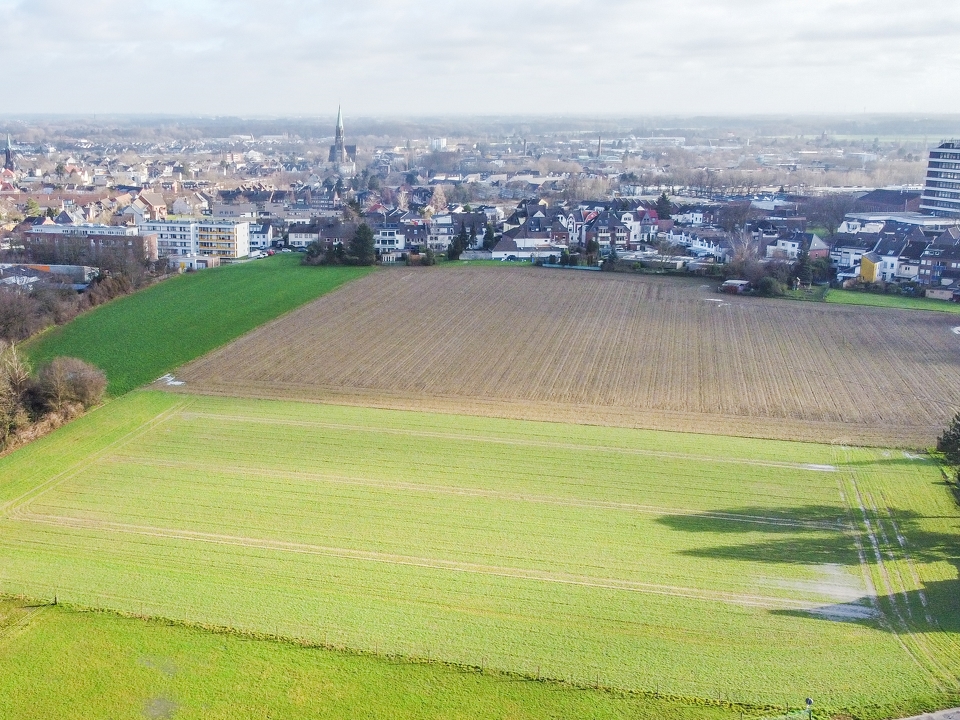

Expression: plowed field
xmin=170 ymin=267 xmax=960 ymax=446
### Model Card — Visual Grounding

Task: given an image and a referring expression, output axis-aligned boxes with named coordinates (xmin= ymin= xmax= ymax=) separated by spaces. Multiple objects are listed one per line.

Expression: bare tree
xmin=0 ymin=342 xmax=31 ymax=399
xmin=655 ymin=238 xmax=680 ymax=270
xmin=718 ymin=202 xmax=758 ymax=233
xmin=0 ymin=343 xmax=31 ymax=444
xmin=804 ymin=194 xmax=858 ymax=238
xmin=428 ymin=184 xmax=448 ymax=214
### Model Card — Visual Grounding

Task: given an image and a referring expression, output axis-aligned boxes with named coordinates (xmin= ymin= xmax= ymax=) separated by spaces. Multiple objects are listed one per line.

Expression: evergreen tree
xmin=586 ymin=238 xmax=600 ymax=264
xmin=794 ymin=246 xmax=812 ymax=285
xmin=482 ymin=223 xmax=496 ymax=250
xmin=448 ymin=222 xmax=469 ymax=261
xmin=656 ymin=192 xmax=672 ymax=220
xmin=348 ymin=223 xmax=376 ymax=266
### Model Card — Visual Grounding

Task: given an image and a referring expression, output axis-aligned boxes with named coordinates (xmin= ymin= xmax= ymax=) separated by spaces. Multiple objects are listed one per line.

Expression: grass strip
xmin=825 ymin=289 xmax=960 ymax=313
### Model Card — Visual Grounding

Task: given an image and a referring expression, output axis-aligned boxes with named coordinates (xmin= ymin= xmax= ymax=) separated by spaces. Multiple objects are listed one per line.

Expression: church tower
xmin=3 ymin=135 xmax=14 ymax=172
xmin=327 ymin=107 xmax=356 ymax=174
xmin=332 ymin=106 xmax=346 ymax=164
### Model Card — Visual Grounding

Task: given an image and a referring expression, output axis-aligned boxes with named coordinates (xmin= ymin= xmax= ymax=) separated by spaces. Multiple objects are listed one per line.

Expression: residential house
xmin=870 ymin=233 xmax=929 ymax=282
xmin=121 ymin=191 xmax=167 ymax=223
xmin=667 ymin=227 xmax=733 ymax=263
xmin=374 ymin=227 xmax=405 ymax=255
xmin=859 ymin=252 xmax=882 ymax=283
xmin=919 ymin=233 xmax=960 ymax=288
xmin=830 ymin=234 xmax=879 ymax=279
xmin=287 ymin=221 xmax=323 ymax=248
xmin=491 ymin=223 xmax=567 ymax=260
xmin=427 ymin=214 xmax=456 ymax=251
xmin=765 ymin=232 xmax=827 ymax=261
xmin=170 ymin=193 xmax=209 ymax=216
xmin=249 ymin=223 xmax=275 ymax=250
xmin=211 ymin=202 xmax=256 ymax=220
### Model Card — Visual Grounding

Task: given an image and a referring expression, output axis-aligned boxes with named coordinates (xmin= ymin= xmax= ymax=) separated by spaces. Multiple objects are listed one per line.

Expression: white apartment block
xmin=141 ymin=220 xmax=250 ymax=258
xmin=29 ymin=223 xmax=140 ymax=237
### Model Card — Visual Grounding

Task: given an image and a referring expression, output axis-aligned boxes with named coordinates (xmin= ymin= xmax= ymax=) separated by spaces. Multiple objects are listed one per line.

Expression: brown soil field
xmin=166 ymin=266 xmax=960 ymax=447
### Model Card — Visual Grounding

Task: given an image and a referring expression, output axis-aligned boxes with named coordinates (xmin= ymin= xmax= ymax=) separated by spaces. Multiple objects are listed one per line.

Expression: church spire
xmin=3 ymin=134 xmax=14 ymax=172
xmin=332 ymin=106 xmax=346 ymax=164
xmin=327 ymin=106 xmax=355 ymax=173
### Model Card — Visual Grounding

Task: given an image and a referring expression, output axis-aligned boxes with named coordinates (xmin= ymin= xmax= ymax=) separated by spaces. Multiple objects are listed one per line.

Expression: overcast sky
xmin=2 ymin=0 xmax=959 ymax=117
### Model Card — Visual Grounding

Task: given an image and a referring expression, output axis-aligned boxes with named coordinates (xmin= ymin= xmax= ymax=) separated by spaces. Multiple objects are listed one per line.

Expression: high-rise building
xmin=920 ymin=140 xmax=960 ymax=217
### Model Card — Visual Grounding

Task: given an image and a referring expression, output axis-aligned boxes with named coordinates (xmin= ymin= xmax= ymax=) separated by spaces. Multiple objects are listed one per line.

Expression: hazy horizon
xmin=2 ymin=0 xmax=959 ymax=116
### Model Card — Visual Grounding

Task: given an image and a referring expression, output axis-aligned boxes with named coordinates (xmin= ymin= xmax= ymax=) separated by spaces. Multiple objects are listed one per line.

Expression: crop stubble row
xmin=172 ymin=268 xmax=960 ymax=445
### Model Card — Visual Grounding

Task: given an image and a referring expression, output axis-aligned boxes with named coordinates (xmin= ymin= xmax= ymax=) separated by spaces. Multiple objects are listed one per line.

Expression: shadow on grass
xmin=655 ymin=505 xmax=960 ymax=632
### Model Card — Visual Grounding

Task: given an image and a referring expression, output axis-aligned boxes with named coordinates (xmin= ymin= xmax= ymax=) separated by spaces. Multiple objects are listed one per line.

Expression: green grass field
xmin=1 ymin=391 xmax=958 ymax=718
xmin=825 ymin=289 xmax=960 ymax=314
xmin=24 ymin=256 xmax=372 ymax=395
xmin=0 ymin=598 xmax=747 ymax=720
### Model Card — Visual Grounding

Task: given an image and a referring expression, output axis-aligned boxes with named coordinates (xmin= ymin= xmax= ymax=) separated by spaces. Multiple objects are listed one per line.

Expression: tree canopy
xmin=937 ymin=412 xmax=960 ymax=466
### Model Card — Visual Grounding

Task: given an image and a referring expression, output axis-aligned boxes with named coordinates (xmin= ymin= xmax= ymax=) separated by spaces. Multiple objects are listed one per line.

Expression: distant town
xmin=2 ymin=113 xmax=960 ymax=298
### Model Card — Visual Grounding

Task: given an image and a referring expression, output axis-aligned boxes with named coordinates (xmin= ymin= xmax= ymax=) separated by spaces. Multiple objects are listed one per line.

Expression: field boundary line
xmin=104 ymin=455 xmax=850 ymax=532
xmin=177 ymin=410 xmax=841 ymax=473
xmin=0 ymin=399 xmax=192 ymax=518
xmin=12 ymin=510 xmax=850 ymax=612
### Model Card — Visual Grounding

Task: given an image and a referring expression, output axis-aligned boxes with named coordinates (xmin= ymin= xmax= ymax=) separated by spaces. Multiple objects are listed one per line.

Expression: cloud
xmin=0 ymin=0 xmax=958 ymax=115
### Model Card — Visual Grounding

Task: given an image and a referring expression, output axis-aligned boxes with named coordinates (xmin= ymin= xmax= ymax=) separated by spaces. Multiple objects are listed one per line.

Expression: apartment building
xmin=920 ymin=140 xmax=960 ymax=218
xmin=141 ymin=220 xmax=250 ymax=258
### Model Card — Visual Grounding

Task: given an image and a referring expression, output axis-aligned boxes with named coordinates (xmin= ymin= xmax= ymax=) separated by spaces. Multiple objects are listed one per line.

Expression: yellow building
xmin=859 ymin=251 xmax=881 ymax=283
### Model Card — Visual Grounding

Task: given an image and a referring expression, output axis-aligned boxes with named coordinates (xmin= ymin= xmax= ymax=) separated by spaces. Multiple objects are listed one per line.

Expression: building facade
xmin=920 ymin=141 xmax=960 ymax=217
xmin=141 ymin=220 xmax=250 ymax=258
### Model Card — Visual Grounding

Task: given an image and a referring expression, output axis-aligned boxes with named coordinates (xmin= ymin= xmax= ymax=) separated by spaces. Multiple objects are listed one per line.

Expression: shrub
xmin=36 ymin=357 xmax=107 ymax=412
xmin=755 ymin=276 xmax=786 ymax=297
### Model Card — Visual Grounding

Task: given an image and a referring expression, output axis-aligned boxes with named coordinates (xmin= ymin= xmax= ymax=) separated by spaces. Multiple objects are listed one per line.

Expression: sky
xmin=1 ymin=0 xmax=959 ymax=117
